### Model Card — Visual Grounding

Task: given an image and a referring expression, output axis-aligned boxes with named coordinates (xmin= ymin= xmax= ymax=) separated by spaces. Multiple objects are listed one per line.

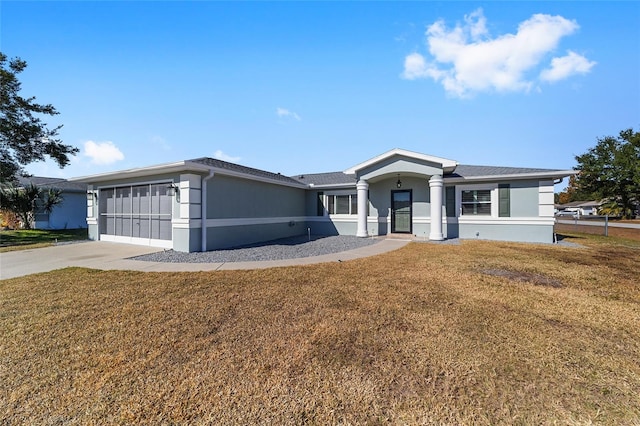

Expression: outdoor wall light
xmin=396 ymin=174 xmax=402 ymax=188
xmin=86 ymin=191 xmax=96 ymax=201
xmin=167 ymin=183 xmax=180 ymax=196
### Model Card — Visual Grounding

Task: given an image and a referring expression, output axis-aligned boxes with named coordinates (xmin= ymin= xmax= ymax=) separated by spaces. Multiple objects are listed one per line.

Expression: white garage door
xmin=99 ymin=183 xmax=173 ymax=248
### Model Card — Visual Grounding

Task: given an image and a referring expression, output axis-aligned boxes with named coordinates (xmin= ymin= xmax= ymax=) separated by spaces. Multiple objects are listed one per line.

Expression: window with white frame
xmin=461 ymin=189 xmax=492 ymax=215
xmin=325 ymin=193 xmax=358 ymax=215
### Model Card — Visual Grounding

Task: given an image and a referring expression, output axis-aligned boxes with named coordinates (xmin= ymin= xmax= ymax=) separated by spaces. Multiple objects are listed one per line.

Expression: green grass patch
xmin=0 ymin=228 xmax=88 ymax=251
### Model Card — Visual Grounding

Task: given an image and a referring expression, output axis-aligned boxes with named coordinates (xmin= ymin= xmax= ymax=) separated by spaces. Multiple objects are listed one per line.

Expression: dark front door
xmin=391 ymin=190 xmax=412 ymax=233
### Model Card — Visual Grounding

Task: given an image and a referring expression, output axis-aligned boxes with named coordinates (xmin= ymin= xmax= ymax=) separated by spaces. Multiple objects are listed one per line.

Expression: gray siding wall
xmin=509 ymin=180 xmax=540 ymax=217
xmin=367 ymin=219 xmax=385 ymax=236
xmin=307 ymin=220 xmax=339 ymax=236
xmin=368 ymin=176 xmax=431 ymax=220
xmin=412 ymin=223 xmax=431 ymax=239
xmin=173 ymin=227 xmax=202 ymax=252
xmin=206 ymin=222 xmax=305 ymax=250
xmin=458 ymin=223 xmax=554 ymax=243
xmin=306 ymin=218 xmax=357 ymax=236
xmin=207 ymin=175 xmax=306 ymax=219
xmin=304 ymin=190 xmax=326 ymax=217
xmin=203 ymin=175 xmax=307 ymax=249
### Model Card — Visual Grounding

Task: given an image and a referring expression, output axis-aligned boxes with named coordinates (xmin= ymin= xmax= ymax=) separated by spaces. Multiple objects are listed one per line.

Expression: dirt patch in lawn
xmin=481 ymin=268 xmax=563 ymax=288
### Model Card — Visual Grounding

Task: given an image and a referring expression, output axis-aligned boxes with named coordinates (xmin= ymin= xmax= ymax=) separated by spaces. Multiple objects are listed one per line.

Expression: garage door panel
xmin=115 ymin=216 xmax=132 ymax=237
xmin=136 ymin=218 xmax=150 ymax=238
xmin=99 ymin=183 xmax=173 ymax=244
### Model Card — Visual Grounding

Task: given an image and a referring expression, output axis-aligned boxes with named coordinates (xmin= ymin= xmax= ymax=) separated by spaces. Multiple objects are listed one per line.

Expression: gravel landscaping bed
xmin=131 ymin=235 xmax=381 ymax=263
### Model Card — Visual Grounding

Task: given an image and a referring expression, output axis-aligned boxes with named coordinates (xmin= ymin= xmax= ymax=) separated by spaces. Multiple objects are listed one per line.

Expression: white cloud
xmin=276 ymin=107 xmax=301 ymax=121
xmin=465 ymin=9 xmax=487 ymax=40
xmin=402 ymin=9 xmax=594 ymax=97
xmin=213 ymin=150 xmax=241 ymax=163
xmin=540 ymin=50 xmax=596 ymax=82
xmin=83 ymin=140 xmax=124 ymax=165
xmin=402 ymin=53 xmax=430 ymax=80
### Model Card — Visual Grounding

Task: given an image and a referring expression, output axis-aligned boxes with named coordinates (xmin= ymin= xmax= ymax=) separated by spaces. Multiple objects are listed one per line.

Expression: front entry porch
xmin=344 ymin=148 xmax=457 ymax=242
xmin=356 ymin=174 xmax=445 ymax=241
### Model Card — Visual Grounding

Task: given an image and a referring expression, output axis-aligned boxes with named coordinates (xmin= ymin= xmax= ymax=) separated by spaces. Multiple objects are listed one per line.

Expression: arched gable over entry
xmin=344 ymin=149 xmax=457 ymax=240
xmin=344 ymin=148 xmax=457 ymax=182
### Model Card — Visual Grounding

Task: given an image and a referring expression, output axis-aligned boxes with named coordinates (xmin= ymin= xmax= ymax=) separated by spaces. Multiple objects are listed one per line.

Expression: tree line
xmin=557 ymin=129 xmax=639 ymax=219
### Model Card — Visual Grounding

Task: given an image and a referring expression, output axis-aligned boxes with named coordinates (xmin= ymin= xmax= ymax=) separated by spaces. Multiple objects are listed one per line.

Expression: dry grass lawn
xmin=1 ymin=234 xmax=639 ymax=424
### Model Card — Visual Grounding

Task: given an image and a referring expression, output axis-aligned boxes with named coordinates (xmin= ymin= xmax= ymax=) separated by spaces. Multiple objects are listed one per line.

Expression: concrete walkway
xmin=0 ymin=239 xmax=411 ymax=280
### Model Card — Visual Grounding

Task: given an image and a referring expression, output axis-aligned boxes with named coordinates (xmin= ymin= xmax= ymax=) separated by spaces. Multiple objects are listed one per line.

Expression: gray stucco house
xmin=72 ymin=149 xmax=575 ymax=252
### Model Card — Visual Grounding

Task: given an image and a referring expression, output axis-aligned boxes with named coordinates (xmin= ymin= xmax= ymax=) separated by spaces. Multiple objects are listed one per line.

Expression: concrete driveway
xmin=0 ymin=239 xmax=410 ymax=280
xmin=0 ymin=241 xmax=161 ymax=280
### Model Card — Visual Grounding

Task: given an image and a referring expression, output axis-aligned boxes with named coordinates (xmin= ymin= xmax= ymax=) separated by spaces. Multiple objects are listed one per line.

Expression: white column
xmin=356 ymin=179 xmax=369 ymax=237
xmin=429 ymin=175 xmax=444 ymax=241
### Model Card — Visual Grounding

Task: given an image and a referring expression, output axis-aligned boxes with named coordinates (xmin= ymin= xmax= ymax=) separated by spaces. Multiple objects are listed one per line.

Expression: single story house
xmin=12 ymin=176 xmax=88 ymax=230
xmin=71 ymin=149 xmax=575 ymax=252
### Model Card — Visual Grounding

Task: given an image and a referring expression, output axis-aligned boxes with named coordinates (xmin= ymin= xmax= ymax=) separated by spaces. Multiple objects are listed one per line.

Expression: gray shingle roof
xmin=188 ymin=158 xmax=569 ymax=188
xmin=17 ymin=176 xmax=87 ymax=192
xmin=290 ymin=164 xmax=568 ymax=186
xmin=189 ymin=157 xmax=304 ymax=186
xmin=446 ymin=164 xmax=566 ymax=179
xmin=290 ymin=172 xmax=356 ymax=186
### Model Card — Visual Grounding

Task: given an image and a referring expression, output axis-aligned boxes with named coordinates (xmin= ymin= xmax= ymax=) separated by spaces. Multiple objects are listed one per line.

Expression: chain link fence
xmin=555 ymin=217 xmax=640 ymax=240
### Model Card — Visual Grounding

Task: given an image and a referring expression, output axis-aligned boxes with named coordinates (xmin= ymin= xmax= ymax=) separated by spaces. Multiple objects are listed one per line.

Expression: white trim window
xmin=323 ymin=191 xmax=358 ymax=216
xmin=461 ymin=189 xmax=492 ymax=216
xmin=457 ymin=184 xmax=499 ymax=218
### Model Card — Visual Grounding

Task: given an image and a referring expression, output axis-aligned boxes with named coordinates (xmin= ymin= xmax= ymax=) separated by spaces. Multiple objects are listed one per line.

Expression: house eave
xmin=71 ymin=160 xmax=308 ymax=189
xmin=444 ymin=170 xmax=577 ymax=183
xmin=69 ymin=161 xmax=212 ymax=183
xmin=306 ymin=183 xmax=356 ymax=189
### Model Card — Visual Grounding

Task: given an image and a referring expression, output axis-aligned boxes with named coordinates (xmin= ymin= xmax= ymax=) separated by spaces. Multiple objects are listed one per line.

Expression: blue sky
xmin=2 ymin=1 xmax=639 ymax=190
